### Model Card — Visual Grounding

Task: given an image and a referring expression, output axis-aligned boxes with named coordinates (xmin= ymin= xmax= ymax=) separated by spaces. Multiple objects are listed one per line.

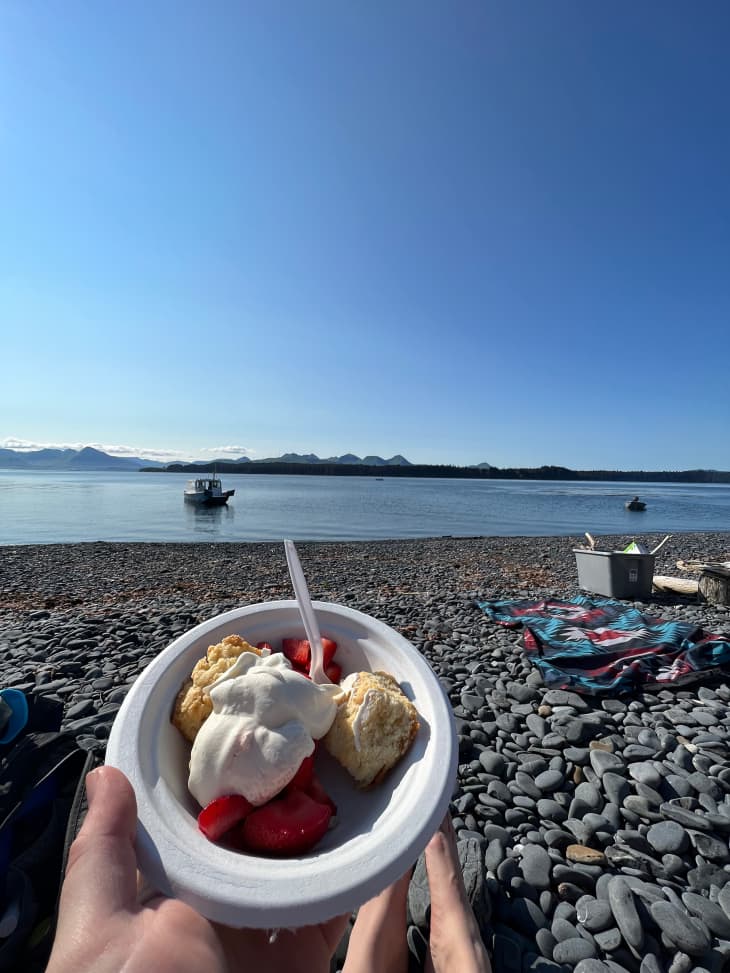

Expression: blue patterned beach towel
xmin=478 ymin=596 xmax=730 ymax=694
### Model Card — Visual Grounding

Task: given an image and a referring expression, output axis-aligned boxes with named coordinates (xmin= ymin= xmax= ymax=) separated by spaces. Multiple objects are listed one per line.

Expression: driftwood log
xmin=652 ymin=576 xmax=699 ymax=596
xmin=698 ymin=569 xmax=730 ymax=606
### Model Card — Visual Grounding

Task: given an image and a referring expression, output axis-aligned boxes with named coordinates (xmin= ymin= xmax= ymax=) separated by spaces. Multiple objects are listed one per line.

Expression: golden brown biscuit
xmin=171 ymin=634 xmax=261 ymax=743
xmin=323 ymin=670 xmax=419 ymax=788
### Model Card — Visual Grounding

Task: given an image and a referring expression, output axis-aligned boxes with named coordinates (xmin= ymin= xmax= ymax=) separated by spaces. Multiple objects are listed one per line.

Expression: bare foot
xmin=424 ymin=816 xmax=491 ymax=973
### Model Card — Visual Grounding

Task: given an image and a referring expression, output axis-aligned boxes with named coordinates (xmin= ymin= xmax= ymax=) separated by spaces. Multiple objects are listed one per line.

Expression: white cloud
xmin=199 ymin=445 xmax=255 ymax=457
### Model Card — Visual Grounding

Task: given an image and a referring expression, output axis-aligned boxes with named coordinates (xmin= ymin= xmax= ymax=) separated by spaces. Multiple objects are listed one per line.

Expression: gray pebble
xmin=649 ymin=901 xmax=711 ymax=956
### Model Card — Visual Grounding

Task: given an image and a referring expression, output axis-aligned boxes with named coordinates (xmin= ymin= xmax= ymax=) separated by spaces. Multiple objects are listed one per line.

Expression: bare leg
xmin=342 ymin=870 xmax=411 ymax=973
xmin=424 ymin=816 xmax=491 ymax=973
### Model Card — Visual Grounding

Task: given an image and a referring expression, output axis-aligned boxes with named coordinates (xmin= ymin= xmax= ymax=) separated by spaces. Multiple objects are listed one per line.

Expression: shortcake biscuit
xmin=171 ymin=634 xmax=261 ymax=742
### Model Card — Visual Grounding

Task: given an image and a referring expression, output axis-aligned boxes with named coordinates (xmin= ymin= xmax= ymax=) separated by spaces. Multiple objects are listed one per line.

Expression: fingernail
xmin=85 ymin=767 xmax=103 ymax=805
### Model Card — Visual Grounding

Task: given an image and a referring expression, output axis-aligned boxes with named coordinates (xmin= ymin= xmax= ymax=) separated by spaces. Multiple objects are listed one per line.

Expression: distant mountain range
xmin=0 ymin=446 xmax=165 ymax=471
xmin=229 ymin=452 xmax=413 ymax=467
xmin=2 ymin=447 xmax=727 ymax=482
xmin=0 ymin=447 xmax=419 ymax=471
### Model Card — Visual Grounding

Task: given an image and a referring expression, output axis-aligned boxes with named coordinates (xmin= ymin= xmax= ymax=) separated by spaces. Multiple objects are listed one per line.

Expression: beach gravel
xmin=1 ymin=530 xmax=730 ymax=972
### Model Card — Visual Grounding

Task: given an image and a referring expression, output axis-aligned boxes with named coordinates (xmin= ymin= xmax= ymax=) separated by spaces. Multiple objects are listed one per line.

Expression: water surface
xmin=0 ymin=471 xmax=728 ymax=545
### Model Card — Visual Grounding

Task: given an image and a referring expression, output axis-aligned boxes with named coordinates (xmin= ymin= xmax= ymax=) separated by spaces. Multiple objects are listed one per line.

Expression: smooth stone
xmin=575 ymin=962 xmax=612 ymax=973
xmin=552 ymin=917 xmax=581 ymax=942
xmin=527 ymin=714 xmax=549 ymax=739
xmin=566 ymin=747 xmax=591 ymax=765
xmin=552 ymin=938 xmax=597 ymax=964
xmin=594 ymin=927 xmax=623 ymax=952
xmin=459 ymin=836 xmax=490 ymax=929
xmin=688 ymin=862 xmax=730 ymax=892
xmin=535 ymin=928 xmax=557 ymax=960
xmin=565 ymin=819 xmax=595 ymax=846
xmin=507 ymin=897 xmax=550 ymax=935
xmin=577 ymin=898 xmax=614 ymax=932
xmin=650 ymin=900 xmax=711 ymax=955
xmin=535 ymin=769 xmax=565 ymax=792
xmin=628 ymin=762 xmax=663 ymax=788
xmin=667 ymin=953 xmax=693 ymax=973
xmin=486 ymin=839 xmax=507 ymax=873
xmin=574 ymin=782 xmax=603 ymax=811
xmin=479 ymin=751 xmax=506 ymax=775
xmin=520 ymin=845 xmax=552 ymax=891
xmin=662 ymin=854 xmax=686 ymax=877
xmin=640 ymin=955 xmax=663 ymax=973
xmin=660 ymin=804 xmax=713 ymax=832
xmin=407 ymin=854 xmax=430 ymax=926
xmin=682 ymin=891 xmax=730 ymax=937
xmin=718 ymin=883 xmax=730 ymax=920
xmin=567 ymin=845 xmax=607 ymax=866
xmin=515 ymin=772 xmax=542 ymax=800
xmin=647 ymin=821 xmax=689 ymax=855
xmin=603 ymin=773 xmax=630 ymax=806
xmin=65 ymin=698 xmax=96 ymax=719
xmin=623 ymin=745 xmax=657 ymax=761
xmin=554 ymin=901 xmax=578 ymax=922
xmin=688 ymin=831 xmax=730 ymax=861
xmin=542 ymin=690 xmax=589 ymax=711
xmin=537 ymin=799 xmax=567 ymax=823
xmin=607 ymin=876 xmax=644 ymax=950
xmin=591 ymin=751 xmax=626 ymax=777
xmin=542 ymin=834 xmax=571 ymax=857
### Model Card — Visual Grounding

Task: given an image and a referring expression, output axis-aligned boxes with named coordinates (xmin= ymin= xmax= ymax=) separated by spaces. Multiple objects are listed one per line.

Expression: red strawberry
xmin=282 ymin=637 xmax=338 ymax=671
xmin=324 ymin=661 xmax=342 ymax=684
xmin=282 ymin=638 xmax=310 ymax=669
xmin=198 ymin=794 xmax=254 ymax=842
xmin=287 ymin=753 xmax=315 ymax=791
xmin=256 ymin=641 xmax=273 ymax=652
xmin=241 ymin=790 xmax=332 ymax=855
xmin=306 ymin=772 xmax=337 ymax=816
xmin=321 ymin=638 xmax=338 ymax=667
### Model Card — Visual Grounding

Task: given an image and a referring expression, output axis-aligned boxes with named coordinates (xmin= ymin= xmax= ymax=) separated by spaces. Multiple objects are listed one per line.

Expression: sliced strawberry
xmin=306 ymin=772 xmax=337 ymax=816
xmin=256 ymin=641 xmax=273 ymax=652
xmin=324 ymin=661 xmax=342 ymax=684
xmin=282 ymin=638 xmax=310 ymax=669
xmin=198 ymin=794 xmax=254 ymax=842
xmin=282 ymin=637 xmax=338 ymax=672
xmin=321 ymin=638 xmax=338 ymax=667
xmin=287 ymin=753 xmax=315 ymax=791
xmin=241 ymin=790 xmax=332 ymax=855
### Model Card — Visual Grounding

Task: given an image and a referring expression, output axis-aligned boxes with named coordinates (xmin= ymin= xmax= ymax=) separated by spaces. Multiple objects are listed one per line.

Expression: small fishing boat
xmin=184 ymin=478 xmax=235 ymax=506
xmin=625 ymin=496 xmax=646 ymax=512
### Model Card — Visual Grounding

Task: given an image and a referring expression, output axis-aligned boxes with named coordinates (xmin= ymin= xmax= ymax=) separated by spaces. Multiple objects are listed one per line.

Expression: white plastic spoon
xmin=284 ymin=539 xmax=329 ymax=685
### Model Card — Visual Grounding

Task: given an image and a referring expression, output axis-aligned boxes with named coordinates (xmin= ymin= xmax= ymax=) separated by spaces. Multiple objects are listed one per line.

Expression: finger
xmin=60 ymin=765 xmax=140 ymax=919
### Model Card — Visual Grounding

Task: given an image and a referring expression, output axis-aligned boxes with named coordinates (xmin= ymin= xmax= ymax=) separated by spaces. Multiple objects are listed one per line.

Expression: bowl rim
xmin=106 ymin=600 xmax=458 ymax=928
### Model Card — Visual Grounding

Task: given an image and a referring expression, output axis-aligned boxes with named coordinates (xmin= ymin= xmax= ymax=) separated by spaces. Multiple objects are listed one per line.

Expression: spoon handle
xmin=284 ymin=540 xmax=329 ymax=684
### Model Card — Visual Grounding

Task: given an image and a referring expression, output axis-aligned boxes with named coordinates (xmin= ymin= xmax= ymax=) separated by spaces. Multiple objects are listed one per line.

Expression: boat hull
xmin=184 ymin=490 xmax=235 ymax=506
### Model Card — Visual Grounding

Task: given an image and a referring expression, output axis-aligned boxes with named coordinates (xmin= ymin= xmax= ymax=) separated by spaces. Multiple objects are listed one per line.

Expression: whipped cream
xmin=188 ymin=650 xmax=341 ymax=807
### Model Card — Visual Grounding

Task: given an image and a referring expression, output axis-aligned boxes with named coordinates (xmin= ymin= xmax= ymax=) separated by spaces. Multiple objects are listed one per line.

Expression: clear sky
xmin=2 ymin=2 xmax=729 ymax=469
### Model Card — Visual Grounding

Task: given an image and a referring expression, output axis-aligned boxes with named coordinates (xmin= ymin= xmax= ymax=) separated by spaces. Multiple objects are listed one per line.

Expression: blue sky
xmin=2 ymin=2 xmax=729 ymax=469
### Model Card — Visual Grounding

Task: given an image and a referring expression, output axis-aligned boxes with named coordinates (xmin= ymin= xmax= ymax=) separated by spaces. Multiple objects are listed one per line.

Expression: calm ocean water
xmin=0 ymin=471 xmax=728 ymax=545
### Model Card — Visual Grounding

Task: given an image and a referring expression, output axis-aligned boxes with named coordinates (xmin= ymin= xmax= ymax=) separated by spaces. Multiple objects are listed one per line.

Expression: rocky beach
xmin=3 ymin=531 xmax=730 ymax=973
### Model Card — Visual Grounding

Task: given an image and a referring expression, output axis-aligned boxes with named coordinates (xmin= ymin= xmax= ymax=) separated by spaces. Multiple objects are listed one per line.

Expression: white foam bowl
xmin=106 ymin=600 xmax=457 ymax=928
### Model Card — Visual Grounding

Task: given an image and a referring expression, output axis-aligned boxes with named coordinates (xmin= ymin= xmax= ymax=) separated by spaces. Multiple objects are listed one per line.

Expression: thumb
xmin=59 ymin=765 xmax=140 ymax=920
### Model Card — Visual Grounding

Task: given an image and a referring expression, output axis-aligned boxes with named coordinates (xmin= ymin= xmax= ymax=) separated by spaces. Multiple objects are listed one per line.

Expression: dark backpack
xmin=0 ymin=697 xmax=93 ymax=972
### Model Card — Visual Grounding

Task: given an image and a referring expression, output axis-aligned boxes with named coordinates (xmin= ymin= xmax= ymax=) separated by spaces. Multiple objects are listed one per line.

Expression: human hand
xmin=46 ymin=766 xmax=349 ymax=973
